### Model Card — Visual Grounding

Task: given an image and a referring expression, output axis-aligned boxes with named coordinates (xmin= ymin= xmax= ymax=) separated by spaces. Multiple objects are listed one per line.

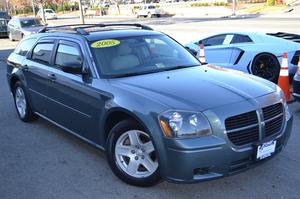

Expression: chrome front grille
xmin=225 ymin=103 xmax=284 ymax=146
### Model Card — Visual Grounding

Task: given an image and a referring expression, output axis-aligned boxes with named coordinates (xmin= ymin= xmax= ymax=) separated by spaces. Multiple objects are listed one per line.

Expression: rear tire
xmin=13 ymin=81 xmax=37 ymax=122
xmin=106 ymin=119 xmax=161 ymax=187
xmin=251 ymin=53 xmax=280 ymax=83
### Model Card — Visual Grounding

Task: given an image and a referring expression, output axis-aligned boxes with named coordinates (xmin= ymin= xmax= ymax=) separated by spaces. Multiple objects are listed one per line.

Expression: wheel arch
xmin=102 ymin=107 xmax=152 ymax=145
xmin=9 ymin=75 xmax=20 ymax=93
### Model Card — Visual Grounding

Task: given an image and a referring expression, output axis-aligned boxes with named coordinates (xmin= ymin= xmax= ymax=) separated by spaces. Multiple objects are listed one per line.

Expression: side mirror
xmin=61 ymin=62 xmax=83 ymax=74
xmin=185 ymin=46 xmax=198 ymax=57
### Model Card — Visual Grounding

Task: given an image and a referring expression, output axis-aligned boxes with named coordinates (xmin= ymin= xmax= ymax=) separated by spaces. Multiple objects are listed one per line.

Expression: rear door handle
xmin=47 ymin=73 xmax=57 ymax=81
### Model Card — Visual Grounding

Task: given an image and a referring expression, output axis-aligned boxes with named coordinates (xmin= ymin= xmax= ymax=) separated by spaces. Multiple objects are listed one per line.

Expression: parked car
xmin=0 ymin=18 xmax=8 ymax=37
xmin=185 ymin=32 xmax=300 ymax=83
xmin=7 ymin=17 xmax=45 ymax=41
xmin=37 ymin=9 xmax=57 ymax=20
xmin=0 ymin=11 xmax=11 ymax=21
xmin=7 ymin=24 xmax=292 ymax=187
xmin=293 ymin=65 xmax=300 ymax=102
xmin=136 ymin=4 xmax=164 ymax=18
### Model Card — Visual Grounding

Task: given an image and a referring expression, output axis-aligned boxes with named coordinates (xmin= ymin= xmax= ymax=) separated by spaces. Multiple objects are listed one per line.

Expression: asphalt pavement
xmin=0 ymin=16 xmax=300 ymax=198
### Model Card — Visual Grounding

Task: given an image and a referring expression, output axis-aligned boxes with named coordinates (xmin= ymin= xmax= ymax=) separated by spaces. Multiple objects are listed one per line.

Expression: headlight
xmin=159 ymin=110 xmax=212 ymax=138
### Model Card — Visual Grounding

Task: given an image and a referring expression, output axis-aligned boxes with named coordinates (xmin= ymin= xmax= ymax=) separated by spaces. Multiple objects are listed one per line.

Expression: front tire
xmin=13 ymin=81 xmax=37 ymax=122
xmin=106 ymin=119 xmax=160 ymax=187
xmin=251 ymin=53 xmax=280 ymax=83
xmin=8 ymin=32 xmax=14 ymax=41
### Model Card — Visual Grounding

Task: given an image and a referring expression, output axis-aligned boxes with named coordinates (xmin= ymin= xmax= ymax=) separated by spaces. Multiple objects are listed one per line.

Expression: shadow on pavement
xmin=0 ymin=49 xmax=13 ymax=64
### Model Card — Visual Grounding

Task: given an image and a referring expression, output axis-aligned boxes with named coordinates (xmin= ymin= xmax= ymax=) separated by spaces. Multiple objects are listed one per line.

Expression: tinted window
xmin=32 ymin=43 xmax=54 ymax=64
xmin=90 ymin=34 xmax=200 ymax=77
xmin=202 ymin=35 xmax=226 ymax=46
xmin=231 ymin=34 xmax=252 ymax=44
xmin=20 ymin=19 xmax=42 ymax=28
xmin=15 ymin=38 xmax=37 ymax=56
xmin=55 ymin=44 xmax=82 ymax=67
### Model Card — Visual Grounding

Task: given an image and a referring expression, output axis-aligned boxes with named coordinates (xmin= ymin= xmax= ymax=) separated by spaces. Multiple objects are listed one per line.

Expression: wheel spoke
xmin=115 ymin=145 xmax=132 ymax=157
xmin=128 ymin=131 xmax=141 ymax=146
xmin=143 ymin=141 xmax=154 ymax=153
xmin=142 ymin=156 xmax=157 ymax=173
xmin=126 ymin=160 xmax=139 ymax=175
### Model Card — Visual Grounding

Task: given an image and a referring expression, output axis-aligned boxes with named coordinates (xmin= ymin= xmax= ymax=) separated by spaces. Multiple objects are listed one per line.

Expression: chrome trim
xmin=264 ymin=113 xmax=283 ymax=123
xmin=257 ymin=109 xmax=264 ymax=140
xmin=35 ymin=112 xmax=105 ymax=151
xmin=226 ymin=123 xmax=259 ymax=134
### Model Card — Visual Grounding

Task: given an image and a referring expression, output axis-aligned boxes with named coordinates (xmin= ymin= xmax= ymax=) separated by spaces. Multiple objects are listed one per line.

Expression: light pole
xmin=79 ymin=0 xmax=85 ymax=24
xmin=32 ymin=0 xmax=35 ymax=16
xmin=232 ymin=0 xmax=236 ymax=16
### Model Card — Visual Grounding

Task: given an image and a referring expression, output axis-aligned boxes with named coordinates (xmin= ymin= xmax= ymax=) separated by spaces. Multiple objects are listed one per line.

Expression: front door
xmin=45 ymin=40 xmax=103 ymax=142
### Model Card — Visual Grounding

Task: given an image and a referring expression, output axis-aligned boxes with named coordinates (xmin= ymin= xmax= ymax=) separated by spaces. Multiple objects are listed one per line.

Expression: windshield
xmin=20 ymin=19 xmax=43 ymax=28
xmin=45 ymin=10 xmax=54 ymax=13
xmin=90 ymin=34 xmax=200 ymax=77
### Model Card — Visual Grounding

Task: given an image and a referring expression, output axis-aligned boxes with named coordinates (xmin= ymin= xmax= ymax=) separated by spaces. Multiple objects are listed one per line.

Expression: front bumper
xmin=156 ymin=93 xmax=293 ymax=183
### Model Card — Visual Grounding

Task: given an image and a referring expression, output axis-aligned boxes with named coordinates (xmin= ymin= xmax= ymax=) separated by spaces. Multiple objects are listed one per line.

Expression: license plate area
xmin=255 ymin=140 xmax=277 ymax=160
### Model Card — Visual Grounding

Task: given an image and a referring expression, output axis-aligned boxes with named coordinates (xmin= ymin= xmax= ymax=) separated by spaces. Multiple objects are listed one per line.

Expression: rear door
xmin=201 ymin=34 xmax=234 ymax=66
xmin=45 ymin=39 xmax=103 ymax=142
xmin=24 ymin=39 xmax=55 ymax=114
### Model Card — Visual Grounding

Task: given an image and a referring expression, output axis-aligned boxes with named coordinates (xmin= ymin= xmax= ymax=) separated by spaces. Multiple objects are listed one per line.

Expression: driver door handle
xmin=47 ymin=73 xmax=57 ymax=81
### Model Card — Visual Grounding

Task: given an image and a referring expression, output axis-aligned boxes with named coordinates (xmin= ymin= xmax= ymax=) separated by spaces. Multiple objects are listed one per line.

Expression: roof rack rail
xmin=95 ymin=23 xmax=153 ymax=30
xmin=38 ymin=23 xmax=153 ymax=35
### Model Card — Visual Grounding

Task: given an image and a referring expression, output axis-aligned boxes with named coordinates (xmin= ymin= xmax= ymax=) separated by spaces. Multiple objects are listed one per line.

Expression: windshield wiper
xmin=110 ymin=65 xmax=200 ymax=78
xmin=110 ymin=71 xmax=149 ymax=78
xmin=160 ymin=64 xmax=200 ymax=72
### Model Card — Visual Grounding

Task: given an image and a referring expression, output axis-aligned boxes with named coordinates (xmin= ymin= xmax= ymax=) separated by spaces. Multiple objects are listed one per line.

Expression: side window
xmin=55 ymin=44 xmax=82 ymax=67
xmin=32 ymin=43 xmax=54 ymax=64
xmin=231 ymin=34 xmax=253 ymax=44
xmin=15 ymin=38 xmax=37 ymax=56
xmin=202 ymin=35 xmax=226 ymax=46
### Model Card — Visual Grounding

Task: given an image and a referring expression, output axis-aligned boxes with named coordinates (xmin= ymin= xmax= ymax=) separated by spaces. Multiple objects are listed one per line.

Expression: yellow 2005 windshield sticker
xmin=91 ymin=39 xmax=120 ymax=48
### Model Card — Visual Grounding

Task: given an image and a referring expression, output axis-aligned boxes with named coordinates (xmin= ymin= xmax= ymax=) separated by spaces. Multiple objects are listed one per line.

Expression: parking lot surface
xmin=0 ymin=16 xmax=300 ymax=198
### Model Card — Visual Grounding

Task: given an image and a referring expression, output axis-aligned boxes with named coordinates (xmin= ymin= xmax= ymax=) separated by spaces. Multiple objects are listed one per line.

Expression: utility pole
xmin=32 ymin=0 xmax=35 ymax=16
xmin=232 ymin=0 xmax=236 ymax=16
xmin=40 ymin=3 xmax=46 ymax=23
xmin=78 ymin=0 xmax=85 ymax=24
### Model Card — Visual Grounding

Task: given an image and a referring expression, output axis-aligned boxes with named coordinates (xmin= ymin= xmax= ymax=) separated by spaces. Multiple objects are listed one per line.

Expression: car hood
xmin=22 ymin=26 xmax=43 ymax=33
xmin=110 ymin=65 xmax=277 ymax=111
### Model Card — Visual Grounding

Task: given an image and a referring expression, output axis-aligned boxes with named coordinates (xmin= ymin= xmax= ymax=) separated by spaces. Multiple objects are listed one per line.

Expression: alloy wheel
xmin=15 ymin=87 xmax=27 ymax=118
xmin=114 ymin=130 xmax=158 ymax=178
